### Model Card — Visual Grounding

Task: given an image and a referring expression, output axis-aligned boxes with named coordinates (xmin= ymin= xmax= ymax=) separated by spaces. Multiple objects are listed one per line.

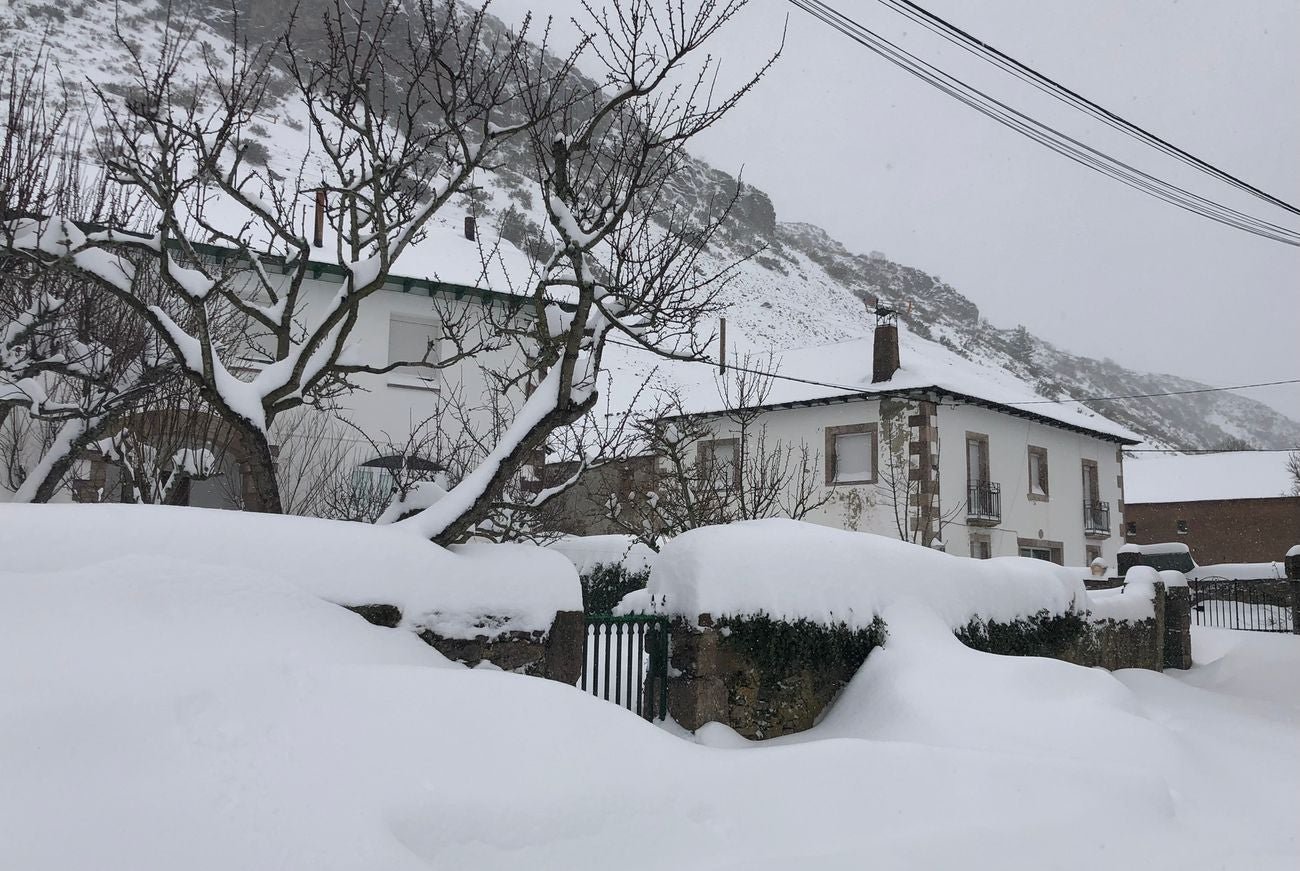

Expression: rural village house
xmin=556 ymin=306 xmax=1141 ymax=567
xmin=29 ymin=214 xmax=534 ymax=510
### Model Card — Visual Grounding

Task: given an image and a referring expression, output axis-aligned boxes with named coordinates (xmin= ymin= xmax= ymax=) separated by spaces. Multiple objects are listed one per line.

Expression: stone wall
xmin=665 ymin=583 xmax=1186 ymax=738
xmin=344 ymin=603 xmax=585 ymax=685
xmin=666 ymin=615 xmax=883 ymax=739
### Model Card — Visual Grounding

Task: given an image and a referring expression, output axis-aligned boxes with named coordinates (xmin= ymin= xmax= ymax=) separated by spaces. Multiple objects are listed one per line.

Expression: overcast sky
xmin=492 ymin=0 xmax=1300 ymax=423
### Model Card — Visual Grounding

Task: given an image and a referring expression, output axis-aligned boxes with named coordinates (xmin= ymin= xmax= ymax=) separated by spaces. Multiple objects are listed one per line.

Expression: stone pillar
xmin=1163 ymin=585 xmax=1193 ymax=670
xmin=1285 ymin=547 xmax=1300 ymax=635
xmin=1151 ymin=580 xmax=1167 ymax=672
xmin=665 ymin=617 xmax=728 ymax=731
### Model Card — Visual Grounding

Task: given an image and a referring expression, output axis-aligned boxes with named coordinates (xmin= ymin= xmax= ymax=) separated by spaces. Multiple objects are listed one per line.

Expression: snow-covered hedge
xmin=0 ymin=504 xmax=581 ymax=639
xmin=649 ymin=519 xmax=1093 ymax=630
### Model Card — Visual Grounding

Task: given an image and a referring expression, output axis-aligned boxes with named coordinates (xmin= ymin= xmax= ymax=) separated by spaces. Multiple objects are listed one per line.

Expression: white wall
xmin=702 ymin=396 xmax=1126 ymax=567
xmin=936 ymin=403 xmax=1125 ymax=567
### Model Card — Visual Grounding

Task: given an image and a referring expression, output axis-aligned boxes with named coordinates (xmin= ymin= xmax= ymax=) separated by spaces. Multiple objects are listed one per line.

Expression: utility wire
xmin=866 ymin=0 xmax=1300 ymax=219
xmin=607 ymin=337 xmax=1300 ymax=409
xmin=1004 ymin=378 xmax=1300 ymax=405
xmin=785 ymin=0 xmax=1300 ymax=246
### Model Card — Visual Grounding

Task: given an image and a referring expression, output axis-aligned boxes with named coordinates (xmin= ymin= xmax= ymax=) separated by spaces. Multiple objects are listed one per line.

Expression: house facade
xmin=50 ymin=221 xmax=533 ymax=511
xmin=676 ymin=310 xmax=1138 ymax=566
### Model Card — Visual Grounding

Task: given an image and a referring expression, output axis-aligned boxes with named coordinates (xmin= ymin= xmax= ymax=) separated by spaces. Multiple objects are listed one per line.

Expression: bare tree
xmin=598 ymin=355 xmax=828 ymax=550
xmin=3 ymin=1 xmax=572 ymax=512
xmin=397 ymin=0 xmax=779 ymax=544
xmin=874 ymin=400 xmax=961 ymax=547
xmin=1286 ymin=449 xmax=1300 ymax=497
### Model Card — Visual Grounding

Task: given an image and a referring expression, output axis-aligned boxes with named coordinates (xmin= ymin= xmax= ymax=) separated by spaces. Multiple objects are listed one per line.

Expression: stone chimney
xmin=871 ymin=300 xmax=900 ymax=383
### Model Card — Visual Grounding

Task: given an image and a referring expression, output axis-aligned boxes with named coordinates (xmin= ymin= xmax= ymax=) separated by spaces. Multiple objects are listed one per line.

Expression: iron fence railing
xmin=1188 ymin=578 xmax=1295 ymax=633
xmin=967 ymin=481 xmax=1001 ymax=523
xmin=1083 ymin=500 xmax=1110 ymax=535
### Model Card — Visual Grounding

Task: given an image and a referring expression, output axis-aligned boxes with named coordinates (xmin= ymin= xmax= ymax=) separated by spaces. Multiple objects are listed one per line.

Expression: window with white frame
xmin=387 ymin=315 xmax=439 ymax=386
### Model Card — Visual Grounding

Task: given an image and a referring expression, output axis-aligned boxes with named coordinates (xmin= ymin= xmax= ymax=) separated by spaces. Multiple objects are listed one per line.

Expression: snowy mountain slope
xmin=4 ymin=0 xmax=1297 ymax=451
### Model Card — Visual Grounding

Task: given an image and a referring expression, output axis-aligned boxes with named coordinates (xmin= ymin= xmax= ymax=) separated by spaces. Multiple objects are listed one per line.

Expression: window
xmin=966 ymin=433 xmax=990 ymax=485
xmin=1017 ymin=538 xmax=1064 ymax=565
xmin=1027 ymin=446 xmax=1049 ymax=499
xmin=1127 ymin=520 xmax=1137 ymax=535
xmin=1081 ymin=459 xmax=1100 ymax=503
xmin=1176 ymin=519 xmax=1188 ymax=535
xmin=699 ymin=439 xmax=738 ymax=488
xmin=825 ymin=423 xmax=877 ymax=485
xmin=351 ymin=465 xmax=392 ymax=501
xmin=970 ymin=536 xmax=992 ymax=559
xmin=388 ymin=315 xmax=439 ymax=387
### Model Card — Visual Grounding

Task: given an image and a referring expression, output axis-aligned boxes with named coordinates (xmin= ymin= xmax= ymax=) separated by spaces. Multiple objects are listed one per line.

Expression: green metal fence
xmin=582 ymin=614 xmax=670 ymax=720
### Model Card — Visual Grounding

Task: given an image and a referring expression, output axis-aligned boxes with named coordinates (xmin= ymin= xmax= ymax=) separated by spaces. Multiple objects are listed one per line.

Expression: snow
xmin=1124 ymin=451 xmax=1297 ymax=503
xmin=649 ymin=519 xmax=1106 ymax=628
xmin=2 ymin=507 xmax=1299 ymax=869
xmin=1188 ymin=562 xmax=1287 ymax=581
xmin=546 ymin=534 xmax=657 ymax=574
xmin=1119 ymin=541 xmax=1191 ymax=555
xmin=0 ymin=504 xmax=580 ymax=639
xmin=604 ymin=322 xmax=1139 ymax=443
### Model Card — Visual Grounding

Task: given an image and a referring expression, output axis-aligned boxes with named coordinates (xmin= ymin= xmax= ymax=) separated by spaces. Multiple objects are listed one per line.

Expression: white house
xmin=674 ymin=308 xmax=1140 ymax=566
xmin=40 ymin=217 xmax=536 ymax=511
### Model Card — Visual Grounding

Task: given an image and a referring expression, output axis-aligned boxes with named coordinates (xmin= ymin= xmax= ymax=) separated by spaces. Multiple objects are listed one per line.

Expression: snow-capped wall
xmin=649 ymin=519 xmax=1089 ymax=629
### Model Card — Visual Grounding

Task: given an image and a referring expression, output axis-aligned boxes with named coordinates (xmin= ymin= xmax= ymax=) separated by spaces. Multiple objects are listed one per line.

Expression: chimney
xmin=464 ymin=215 xmax=477 ymax=242
xmin=871 ymin=300 xmax=900 ymax=383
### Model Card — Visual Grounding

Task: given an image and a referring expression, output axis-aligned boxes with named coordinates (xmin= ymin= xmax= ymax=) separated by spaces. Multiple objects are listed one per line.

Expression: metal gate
xmin=1188 ymin=578 xmax=1295 ymax=633
xmin=581 ymin=615 xmax=670 ymax=720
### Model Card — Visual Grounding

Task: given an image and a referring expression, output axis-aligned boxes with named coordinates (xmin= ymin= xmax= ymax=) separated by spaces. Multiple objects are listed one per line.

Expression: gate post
xmin=1285 ymin=545 xmax=1300 ymax=635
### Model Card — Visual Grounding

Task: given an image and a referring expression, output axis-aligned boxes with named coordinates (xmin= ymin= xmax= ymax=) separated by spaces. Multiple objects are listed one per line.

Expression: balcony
xmin=967 ymin=481 xmax=1001 ymax=526
xmin=1083 ymin=500 xmax=1111 ymax=538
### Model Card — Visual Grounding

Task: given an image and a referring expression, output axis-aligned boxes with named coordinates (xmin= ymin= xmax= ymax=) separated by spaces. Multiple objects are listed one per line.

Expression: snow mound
xmin=0 ymin=504 xmax=580 ymax=638
xmin=650 ymin=519 xmax=1091 ymax=628
xmin=546 ymin=534 xmax=657 ymax=574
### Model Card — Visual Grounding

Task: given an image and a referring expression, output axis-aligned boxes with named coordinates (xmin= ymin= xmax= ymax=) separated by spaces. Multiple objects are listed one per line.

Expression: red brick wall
xmin=1125 ymin=497 xmax=1300 ymax=565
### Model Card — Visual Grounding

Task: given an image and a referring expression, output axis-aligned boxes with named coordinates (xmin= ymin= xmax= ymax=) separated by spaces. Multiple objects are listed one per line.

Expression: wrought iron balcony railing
xmin=967 ymin=481 xmax=1001 ymax=525
xmin=1083 ymin=500 xmax=1111 ymax=536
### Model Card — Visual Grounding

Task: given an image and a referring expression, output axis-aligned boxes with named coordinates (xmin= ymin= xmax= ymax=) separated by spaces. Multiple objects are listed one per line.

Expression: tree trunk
xmin=239 ymin=426 xmax=284 ymax=514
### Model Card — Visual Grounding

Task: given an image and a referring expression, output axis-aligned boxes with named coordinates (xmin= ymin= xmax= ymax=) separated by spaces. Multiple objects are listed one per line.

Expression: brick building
xmin=1123 ymin=452 xmax=1299 ymax=565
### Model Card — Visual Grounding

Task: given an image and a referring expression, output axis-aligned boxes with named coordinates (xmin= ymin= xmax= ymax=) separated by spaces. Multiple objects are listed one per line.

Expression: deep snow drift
xmin=1 ymin=506 xmax=1298 ymax=870
xmin=0 ymin=504 xmax=580 ymax=638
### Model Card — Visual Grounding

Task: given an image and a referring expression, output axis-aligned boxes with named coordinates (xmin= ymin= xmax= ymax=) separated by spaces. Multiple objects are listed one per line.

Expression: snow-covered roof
xmin=1124 ymin=451 xmax=1297 ymax=503
xmin=619 ymin=326 xmax=1138 ymax=444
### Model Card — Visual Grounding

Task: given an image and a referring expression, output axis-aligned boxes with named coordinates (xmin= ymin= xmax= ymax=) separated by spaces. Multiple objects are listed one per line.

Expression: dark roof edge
xmin=665 ymin=385 xmax=1140 ymax=445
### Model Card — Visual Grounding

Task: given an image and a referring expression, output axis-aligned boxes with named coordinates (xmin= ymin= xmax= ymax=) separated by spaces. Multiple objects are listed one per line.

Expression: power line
xmin=1004 ymin=378 xmax=1300 ymax=405
xmin=785 ymin=0 xmax=1300 ymax=246
xmin=607 ymin=337 xmax=1300 ymax=409
xmin=866 ymin=0 xmax=1300 ymax=219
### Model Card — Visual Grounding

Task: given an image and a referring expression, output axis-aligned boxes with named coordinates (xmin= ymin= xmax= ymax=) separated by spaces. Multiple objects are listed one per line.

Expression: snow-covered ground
xmin=2 ymin=506 xmax=1298 ymax=869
